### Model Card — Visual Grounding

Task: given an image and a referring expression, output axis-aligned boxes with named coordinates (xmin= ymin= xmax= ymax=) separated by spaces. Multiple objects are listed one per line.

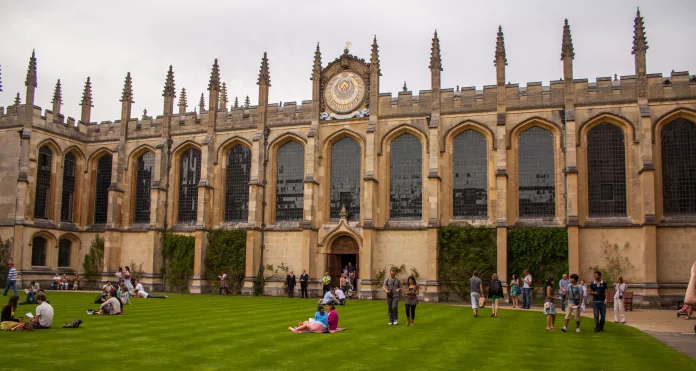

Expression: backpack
xmin=62 ymin=320 xmax=83 ymax=328
xmin=490 ymin=280 xmax=501 ymax=293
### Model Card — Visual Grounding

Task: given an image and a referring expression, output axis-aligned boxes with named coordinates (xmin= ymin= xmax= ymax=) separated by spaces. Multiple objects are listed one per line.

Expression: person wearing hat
xmin=2 ymin=262 xmax=18 ymax=297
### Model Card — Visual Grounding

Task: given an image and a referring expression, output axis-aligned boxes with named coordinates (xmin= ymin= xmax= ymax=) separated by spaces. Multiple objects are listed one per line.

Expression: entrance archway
xmin=328 ymin=235 xmax=359 ymax=294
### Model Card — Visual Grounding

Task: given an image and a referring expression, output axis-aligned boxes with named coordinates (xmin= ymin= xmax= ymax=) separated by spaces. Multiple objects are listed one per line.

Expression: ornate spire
xmin=0 ymin=65 xmax=3 ymax=92
xmin=244 ymin=95 xmax=250 ymax=108
xmin=429 ymin=30 xmax=442 ymax=71
xmin=25 ymin=50 xmax=37 ymax=88
xmin=402 ymin=81 xmax=408 ymax=92
xmin=163 ymin=65 xmax=176 ymax=98
xmin=51 ymin=79 xmax=62 ymax=105
xmin=632 ymin=8 xmax=648 ymax=55
xmin=178 ymin=87 xmax=187 ymax=108
xmin=495 ymin=26 xmax=507 ymax=66
xmin=561 ymin=19 xmax=575 ymax=60
xmin=220 ymin=82 xmax=228 ymax=110
xmin=257 ymin=52 xmax=270 ymax=86
xmin=208 ymin=58 xmax=220 ymax=91
xmin=370 ymin=36 xmax=381 ymax=75
xmin=120 ymin=72 xmax=133 ymax=103
xmin=14 ymin=93 xmax=21 ymax=105
xmin=233 ymin=96 xmax=239 ymax=109
xmin=199 ymin=93 xmax=205 ymax=112
xmin=81 ymin=77 xmax=93 ymax=107
xmin=142 ymin=108 xmax=148 ymax=118
xmin=311 ymin=43 xmax=322 ymax=80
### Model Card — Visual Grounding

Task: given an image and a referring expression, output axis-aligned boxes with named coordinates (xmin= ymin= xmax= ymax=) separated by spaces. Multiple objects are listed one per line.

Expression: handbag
xmin=479 ymin=296 xmax=486 ymax=308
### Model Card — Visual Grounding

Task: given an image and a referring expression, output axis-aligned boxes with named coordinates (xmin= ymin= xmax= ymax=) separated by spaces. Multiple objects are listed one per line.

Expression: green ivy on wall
xmin=507 ymin=228 xmax=568 ymax=286
xmin=438 ymin=225 xmax=497 ymax=300
xmin=162 ymin=233 xmax=195 ymax=292
xmin=204 ymin=230 xmax=246 ymax=294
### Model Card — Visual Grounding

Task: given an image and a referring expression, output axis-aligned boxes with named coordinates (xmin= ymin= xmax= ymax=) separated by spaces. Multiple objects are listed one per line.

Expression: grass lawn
xmin=1 ymin=292 xmax=694 ymax=371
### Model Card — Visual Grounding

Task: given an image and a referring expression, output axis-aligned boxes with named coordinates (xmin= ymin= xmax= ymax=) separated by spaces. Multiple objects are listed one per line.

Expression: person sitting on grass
xmin=21 ymin=281 xmax=40 ymax=305
xmin=97 ymin=291 xmax=122 ymax=315
xmin=1 ymin=295 xmax=19 ymax=323
xmin=334 ymin=287 xmax=346 ymax=305
xmin=134 ymin=281 xmax=168 ymax=299
xmin=288 ymin=304 xmax=328 ymax=333
xmin=325 ymin=302 xmax=345 ymax=333
xmin=31 ymin=292 xmax=53 ymax=329
xmin=320 ymin=287 xmax=339 ymax=305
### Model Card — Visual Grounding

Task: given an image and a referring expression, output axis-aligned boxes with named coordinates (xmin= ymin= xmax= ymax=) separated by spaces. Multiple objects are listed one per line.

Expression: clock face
xmin=324 ymin=72 xmax=366 ymax=114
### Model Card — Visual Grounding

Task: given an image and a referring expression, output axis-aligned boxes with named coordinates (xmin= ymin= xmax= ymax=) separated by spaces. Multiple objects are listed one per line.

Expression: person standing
xmin=543 ymin=277 xmax=556 ymax=331
xmin=562 ymin=274 xmax=583 ymax=333
xmin=286 ymin=271 xmax=297 ymax=298
xmin=299 ymin=270 xmax=309 ymax=299
xmin=2 ymin=262 xmax=17 ymax=297
xmin=590 ymin=271 xmax=608 ymax=333
xmin=580 ymin=279 xmax=588 ymax=312
xmin=382 ymin=269 xmax=402 ymax=325
xmin=487 ymin=273 xmax=504 ymax=318
xmin=509 ymin=274 xmax=520 ymax=308
xmin=522 ymin=269 xmax=532 ymax=309
xmin=123 ymin=266 xmax=134 ymax=292
xmin=559 ymin=274 xmax=570 ymax=312
xmin=404 ymin=275 xmax=419 ymax=326
xmin=470 ymin=271 xmax=484 ymax=318
xmin=219 ymin=271 xmax=230 ymax=296
xmin=613 ymin=276 xmax=627 ymax=324
xmin=322 ymin=272 xmax=331 ymax=295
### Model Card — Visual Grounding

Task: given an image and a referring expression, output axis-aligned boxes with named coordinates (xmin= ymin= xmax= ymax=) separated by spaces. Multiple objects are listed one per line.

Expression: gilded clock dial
xmin=324 ymin=72 xmax=366 ymax=114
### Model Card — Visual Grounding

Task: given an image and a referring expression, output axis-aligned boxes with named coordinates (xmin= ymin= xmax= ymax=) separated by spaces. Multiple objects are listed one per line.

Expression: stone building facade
xmin=1 ymin=11 xmax=695 ymax=304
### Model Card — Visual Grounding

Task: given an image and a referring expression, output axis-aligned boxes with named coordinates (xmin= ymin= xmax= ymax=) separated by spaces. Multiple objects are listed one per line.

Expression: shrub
xmin=508 ymin=228 xmax=568 ymax=288
xmin=588 ymin=238 xmax=634 ymax=287
xmin=82 ymin=234 xmax=104 ymax=287
xmin=162 ymin=233 xmax=195 ymax=292
xmin=204 ymin=230 xmax=246 ymax=294
xmin=438 ymin=226 xmax=497 ymax=300
xmin=0 ymin=238 xmax=13 ymax=288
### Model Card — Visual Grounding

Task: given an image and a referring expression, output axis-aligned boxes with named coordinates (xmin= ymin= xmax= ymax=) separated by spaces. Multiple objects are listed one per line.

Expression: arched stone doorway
xmin=328 ymin=235 xmax=359 ymax=294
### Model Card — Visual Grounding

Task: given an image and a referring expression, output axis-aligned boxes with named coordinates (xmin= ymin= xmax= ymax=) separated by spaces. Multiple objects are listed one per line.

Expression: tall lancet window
xmin=225 ymin=145 xmax=251 ymax=222
xmin=390 ymin=134 xmax=422 ymax=220
xmin=518 ymin=127 xmax=555 ymax=218
xmin=330 ymin=137 xmax=361 ymax=221
xmin=178 ymin=148 xmax=201 ymax=223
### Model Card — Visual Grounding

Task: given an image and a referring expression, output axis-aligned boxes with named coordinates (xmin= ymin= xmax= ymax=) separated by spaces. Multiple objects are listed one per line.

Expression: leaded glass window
xmin=178 ymin=148 xmax=201 ymax=223
xmin=61 ymin=153 xmax=76 ymax=223
xmin=452 ymin=130 xmax=487 ymax=218
xmin=94 ymin=154 xmax=112 ymax=224
xmin=518 ymin=127 xmax=555 ymax=217
xmin=134 ymin=152 xmax=155 ymax=223
xmin=225 ymin=145 xmax=251 ymax=221
xmin=587 ymin=123 xmax=626 ymax=216
xmin=662 ymin=118 xmax=696 ymax=216
xmin=390 ymin=134 xmax=422 ymax=220
xmin=330 ymin=138 xmax=360 ymax=221
xmin=58 ymin=239 xmax=71 ymax=267
xmin=34 ymin=146 xmax=52 ymax=219
xmin=31 ymin=236 xmax=46 ymax=266
xmin=275 ymin=141 xmax=304 ymax=221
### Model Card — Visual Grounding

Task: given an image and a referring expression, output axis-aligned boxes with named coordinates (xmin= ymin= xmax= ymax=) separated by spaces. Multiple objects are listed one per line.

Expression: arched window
xmin=178 ymin=148 xmax=202 ymax=223
xmin=58 ymin=239 xmax=71 ymax=267
xmin=31 ymin=236 xmax=47 ymax=266
xmin=61 ymin=153 xmax=77 ymax=223
xmin=276 ymin=141 xmax=304 ymax=221
xmin=452 ymin=130 xmax=487 ymax=218
xmin=587 ymin=123 xmax=626 ymax=216
xmin=330 ymin=137 xmax=360 ymax=221
xmin=225 ymin=145 xmax=251 ymax=222
xmin=390 ymin=134 xmax=422 ymax=220
xmin=134 ymin=152 xmax=155 ymax=224
xmin=518 ymin=127 xmax=555 ymax=217
xmin=34 ymin=146 xmax=52 ymax=219
xmin=94 ymin=154 xmax=112 ymax=224
xmin=661 ymin=118 xmax=696 ymax=216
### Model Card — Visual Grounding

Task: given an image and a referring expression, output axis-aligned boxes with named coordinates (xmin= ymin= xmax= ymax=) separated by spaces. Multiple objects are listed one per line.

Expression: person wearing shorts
xmin=487 ymin=273 xmax=504 ymax=318
xmin=562 ymin=274 xmax=583 ymax=333
xmin=470 ymin=271 xmax=483 ymax=318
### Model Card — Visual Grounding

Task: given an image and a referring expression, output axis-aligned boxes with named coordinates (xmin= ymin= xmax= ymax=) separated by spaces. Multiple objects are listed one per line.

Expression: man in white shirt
xmin=522 ymin=269 xmax=533 ymax=309
xmin=33 ymin=293 xmax=54 ymax=329
xmin=98 ymin=290 xmax=122 ymax=314
xmin=334 ymin=287 xmax=346 ymax=305
xmin=134 ymin=280 xmax=168 ymax=299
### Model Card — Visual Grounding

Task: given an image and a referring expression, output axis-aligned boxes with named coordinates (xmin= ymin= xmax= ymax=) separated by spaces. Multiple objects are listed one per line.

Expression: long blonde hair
xmin=492 ymin=273 xmax=498 ymax=280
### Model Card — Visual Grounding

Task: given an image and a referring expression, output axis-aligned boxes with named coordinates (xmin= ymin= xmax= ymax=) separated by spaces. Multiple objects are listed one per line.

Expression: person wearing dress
xmin=544 ymin=277 xmax=556 ymax=331
xmin=404 ymin=275 xmax=419 ymax=326
xmin=487 ymin=273 xmax=504 ymax=318
xmin=123 ymin=266 xmax=134 ymax=292
xmin=509 ymin=274 xmax=520 ymax=308
xmin=288 ymin=305 xmax=328 ymax=333
xmin=219 ymin=271 xmax=230 ymax=296
xmin=613 ymin=276 xmax=627 ymax=324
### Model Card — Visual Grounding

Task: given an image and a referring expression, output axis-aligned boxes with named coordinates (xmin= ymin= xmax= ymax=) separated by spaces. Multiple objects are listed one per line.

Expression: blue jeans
xmin=560 ymin=294 xmax=567 ymax=312
xmin=593 ymin=301 xmax=607 ymax=331
xmin=25 ymin=291 xmax=36 ymax=304
xmin=3 ymin=280 xmax=17 ymax=296
xmin=522 ymin=288 xmax=531 ymax=308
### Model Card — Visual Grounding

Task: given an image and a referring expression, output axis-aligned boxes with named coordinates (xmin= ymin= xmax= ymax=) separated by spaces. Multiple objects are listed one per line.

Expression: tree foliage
xmin=204 ymin=230 xmax=246 ymax=294
xmin=0 ymin=238 xmax=13 ymax=287
xmin=588 ymin=238 xmax=634 ymax=287
xmin=162 ymin=233 xmax=195 ymax=292
xmin=438 ymin=226 xmax=497 ymax=300
xmin=82 ymin=234 xmax=104 ymax=287
xmin=508 ymin=228 xmax=568 ymax=286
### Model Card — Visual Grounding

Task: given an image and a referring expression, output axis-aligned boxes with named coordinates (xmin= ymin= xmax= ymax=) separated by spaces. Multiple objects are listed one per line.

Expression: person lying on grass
xmin=289 ymin=304 xmax=329 ymax=333
xmin=134 ymin=281 xmax=168 ymax=299
xmin=96 ymin=290 xmax=122 ymax=315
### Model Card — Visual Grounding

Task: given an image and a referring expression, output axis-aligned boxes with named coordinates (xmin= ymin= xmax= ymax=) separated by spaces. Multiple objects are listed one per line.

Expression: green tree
xmin=508 ymin=228 xmax=568 ymax=288
xmin=162 ymin=234 xmax=195 ymax=291
xmin=0 ymin=238 xmax=13 ymax=288
xmin=82 ymin=234 xmax=104 ymax=287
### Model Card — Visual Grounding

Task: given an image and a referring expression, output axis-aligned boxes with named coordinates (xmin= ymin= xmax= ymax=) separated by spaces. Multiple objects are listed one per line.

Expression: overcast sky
xmin=1 ymin=0 xmax=695 ymax=122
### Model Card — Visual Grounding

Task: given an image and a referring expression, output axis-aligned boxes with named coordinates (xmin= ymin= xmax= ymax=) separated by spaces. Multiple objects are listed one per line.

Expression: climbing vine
xmin=162 ymin=233 xmax=195 ymax=292
xmin=205 ymin=230 xmax=247 ymax=294
xmin=507 ymin=228 xmax=568 ymax=286
xmin=438 ymin=225 xmax=497 ymax=300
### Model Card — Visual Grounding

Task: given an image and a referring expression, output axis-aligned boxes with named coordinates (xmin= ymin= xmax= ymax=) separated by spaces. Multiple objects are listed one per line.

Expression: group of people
xmin=288 ymin=302 xmax=344 ymax=333
xmin=50 ymin=272 xmax=80 ymax=290
xmin=1 ymin=292 xmax=54 ymax=331
xmin=92 ymin=268 xmax=167 ymax=315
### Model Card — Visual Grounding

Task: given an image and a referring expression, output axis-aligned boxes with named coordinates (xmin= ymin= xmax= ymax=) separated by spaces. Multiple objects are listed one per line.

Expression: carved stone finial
xmin=456 ymin=85 xmax=460 ymax=92
xmin=120 ymin=72 xmax=134 ymax=103
xmin=51 ymin=79 xmax=62 ymax=105
xmin=233 ymin=96 xmax=239 ymax=109
xmin=220 ymin=82 xmax=228 ymax=109
xmin=561 ymin=18 xmax=575 ymax=61
xmin=81 ymin=77 xmax=93 ymax=107
xmin=142 ymin=108 xmax=148 ymax=118
xmin=257 ymin=52 xmax=271 ymax=86
xmin=403 ymin=81 xmax=408 ymax=92
xmin=163 ymin=65 xmax=176 ymax=98
xmin=178 ymin=87 xmax=187 ymax=109
xmin=244 ymin=95 xmax=250 ymax=108
xmin=370 ymin=35 xmax=381 ymax=76
xmin=429 ymin=30 xmax=443 ymax=71
xmin=495 ymin=25 xmax=507 ymax=66
xmin=208 ymin=58 xmax=221 ymax=91
xmin=614 ymin=74 xmax=618 ymax=81
xmin=311 ymin=43 xmax=322 ymax=80
xmin=199 ymin=93 xmax=205 ymax=112
xmin=339 ymin=204 xmax=348 ymax=220
xmin=632 ymin=7 xmax=648 ymax=55
xmin=25 ymin=50 xmax=37 ymax=88
xmin=14 ymin=92 xmax=21 ymax=105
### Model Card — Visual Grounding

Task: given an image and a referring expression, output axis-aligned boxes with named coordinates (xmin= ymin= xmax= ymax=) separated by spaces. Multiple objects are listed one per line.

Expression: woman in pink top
xmin=326 ymin=302 xmax=345 ymax=333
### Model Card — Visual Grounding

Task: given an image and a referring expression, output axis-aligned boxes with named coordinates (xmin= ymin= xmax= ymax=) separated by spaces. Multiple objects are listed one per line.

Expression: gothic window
xmin=34 ymin=146 xmax=52 ymax=219
xmin=390 ymin=134 xmax=422 ymax=220
xmin=661 ymin=118 xmax=696 ymax=216
xmin=178 ymin=148 xmax=201 ymax=223
xmin=587 ymin=123 xmax=626 ymax=216
xmin=31 ymin=236 xmax=46 ymax=266
xmin=275 ymin=141 xmax=304 ymax=221
xmin=225 ymin=145 xmax=251 ymax=222
xmin=518 ymin=127 xmax=555 ymax=217
xmin=330 ymin=137 xmax=360 ymax=221
xmin=58 ymin=239 xmax=71 ymax=267
xmin=94 ymin=154 xmax=112 ymax=224
xmin=134 ymin=152 xmax=155 ymax=224
xmin=452 ymin=130 xmax=488 ymax=218
xmin=61 ymin=153 xmax=76 ymax=223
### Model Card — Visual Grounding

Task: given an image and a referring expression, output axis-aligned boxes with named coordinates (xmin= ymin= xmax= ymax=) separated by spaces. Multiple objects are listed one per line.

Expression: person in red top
xmin=325 ymin=302 xmax=344 ymax=333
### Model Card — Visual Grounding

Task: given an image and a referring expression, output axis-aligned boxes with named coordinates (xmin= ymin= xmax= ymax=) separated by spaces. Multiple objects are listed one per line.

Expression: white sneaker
xmin=576 ymin=328 xmax=581 ymax=333
xmin=388 ymin=322 xmax=393 ymax=325
xmin=394 ymin=320 xmax=397 ymax=325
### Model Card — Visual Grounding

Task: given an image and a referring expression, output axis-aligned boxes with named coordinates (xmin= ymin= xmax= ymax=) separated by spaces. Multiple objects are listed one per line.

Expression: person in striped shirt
xmin=3 ymin=262 xmax=18 ymax=297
